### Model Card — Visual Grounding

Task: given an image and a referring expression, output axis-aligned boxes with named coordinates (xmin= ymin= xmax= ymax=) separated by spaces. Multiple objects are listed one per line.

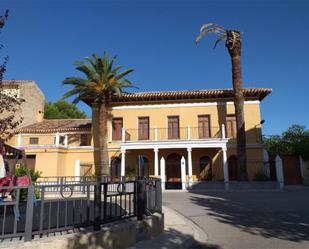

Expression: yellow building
xmin=8 ymin=87 xmax=271 ymax=189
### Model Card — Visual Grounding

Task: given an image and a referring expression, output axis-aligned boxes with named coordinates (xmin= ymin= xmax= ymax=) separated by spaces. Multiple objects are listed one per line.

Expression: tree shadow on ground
xmin=187 ymin=189 xmax=309 ymax=242
xmin=65 ymin=227 xmax=221 ymax=249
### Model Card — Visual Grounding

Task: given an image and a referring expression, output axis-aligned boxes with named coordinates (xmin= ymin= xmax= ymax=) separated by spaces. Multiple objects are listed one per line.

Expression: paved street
xmin=163 ymin=189 xmax=309 ymax=249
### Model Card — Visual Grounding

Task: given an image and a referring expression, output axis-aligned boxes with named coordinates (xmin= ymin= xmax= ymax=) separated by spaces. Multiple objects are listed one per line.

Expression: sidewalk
xmin=127 ymin=206 xmax=208 ymax=249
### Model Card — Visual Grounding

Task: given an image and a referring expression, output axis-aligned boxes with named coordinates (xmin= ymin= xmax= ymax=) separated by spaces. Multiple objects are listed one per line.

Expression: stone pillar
xmin=181 ymin=156 xmax=186 ymax=190
xmin=17 ymin=133 xmax=22 ymax=146
xmin=55 ymin=132 xmax=60 ymax=146
xmin=299 ymin=156 xmax=305 ymax=181
xmin=75 ymin=159 xmax=80 ymax=181
xmin=221 ymin=124 xmax=226 ymax=139
xmin=275 ymin=155 xmax=284 ymax=189
xmin=154 ymin=148 xmax=159 ymax=176
xmin=263 ymin=149 xmax=270 ymax=177
xmin=187 ymin=147 xmax=193 ymax=187
xmin=121 ymin=149 xmax=126 ymax=177
xmin=160 ymin=157 xmax=165 ymax=190
xmin=64 ymin=135 xmax=68 ymax=147
xmin=222 ymin=148 xmax=229 ymax=190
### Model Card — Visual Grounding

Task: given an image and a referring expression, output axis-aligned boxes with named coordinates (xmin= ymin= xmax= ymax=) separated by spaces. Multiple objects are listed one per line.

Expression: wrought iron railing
xmin=0 ymin=178 xmax=162 ymax=242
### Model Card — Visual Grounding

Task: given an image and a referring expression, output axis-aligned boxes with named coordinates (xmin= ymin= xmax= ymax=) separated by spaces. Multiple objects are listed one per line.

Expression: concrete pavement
xmin=163 ymin=189 xmax=309 ymax=249
xmin=128 ymin=206 xmax=209 ymax=249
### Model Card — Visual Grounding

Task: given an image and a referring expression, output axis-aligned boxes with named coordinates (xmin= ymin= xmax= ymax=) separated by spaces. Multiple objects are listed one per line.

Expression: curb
xmin=163 ymin=206 xmax=208 ymax=248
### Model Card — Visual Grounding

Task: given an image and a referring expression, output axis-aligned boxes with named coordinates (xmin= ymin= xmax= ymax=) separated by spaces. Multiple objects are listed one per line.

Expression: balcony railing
xmin=120 ymin=125 xmax=226 ymax=142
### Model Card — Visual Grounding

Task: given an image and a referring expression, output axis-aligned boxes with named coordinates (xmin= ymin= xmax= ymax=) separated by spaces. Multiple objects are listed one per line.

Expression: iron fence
xmin=0 ymin=178 xmax=162 ymax=242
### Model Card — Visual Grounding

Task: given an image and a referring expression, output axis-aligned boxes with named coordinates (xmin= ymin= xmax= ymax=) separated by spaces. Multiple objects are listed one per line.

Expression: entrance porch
xmin=111 ymin=139 xmax=230 ymax=190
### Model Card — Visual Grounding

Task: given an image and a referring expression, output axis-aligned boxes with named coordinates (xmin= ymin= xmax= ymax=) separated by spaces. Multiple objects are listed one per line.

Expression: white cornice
xmin=110 ymin=100 xmax=260 ymax=110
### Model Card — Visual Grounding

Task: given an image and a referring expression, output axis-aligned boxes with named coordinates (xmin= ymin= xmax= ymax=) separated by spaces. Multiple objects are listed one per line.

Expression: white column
xmin=17 ymin=133 xmax=22 ymax=146
xmin=64 ymin=134 xmax=68 ymax=147
xmin=263 ymin=149 xmax=270 ymax=177
xmin=154 ymin=126 xmax=158 ymax=141
xmin=299 ymin=156 xmax=305 ymax=179
xmin=160 ymin=157 xmax=165 ymax=190
xmin=121 ymin=128 xmax=126 ymax=142
xmin=154 ymin=148 xmax=159 ymax=176
xmin=181 ymin=156 xmax=186 ymax=190
xmin=275 ymin=155 xmax=284 ymax=189
xmin=75 ymin=159 xmax=80 ymax=181
xmin=121 ymin=149 xmax=126 ymax=176
xmin=55 ymin=132 xmax=60 ymax=146
xmin=222 ymin=148 xmax=229 ymax=190
xmin=187 ymin=147 xmax=193 ymax=187
xmin=187 ymin=126 xmax=191 ymax=140
xmin=221 ymin=124 xmax=226 ymax=139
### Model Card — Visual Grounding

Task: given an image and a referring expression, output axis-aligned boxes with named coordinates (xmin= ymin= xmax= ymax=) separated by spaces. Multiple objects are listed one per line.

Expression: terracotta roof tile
xmin=19 ymin=119 xmax=91 ymax=133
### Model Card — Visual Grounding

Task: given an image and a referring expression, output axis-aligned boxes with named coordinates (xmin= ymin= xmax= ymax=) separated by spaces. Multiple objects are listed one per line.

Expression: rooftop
xmin=19 ymin=119 xmax=91 ymax=133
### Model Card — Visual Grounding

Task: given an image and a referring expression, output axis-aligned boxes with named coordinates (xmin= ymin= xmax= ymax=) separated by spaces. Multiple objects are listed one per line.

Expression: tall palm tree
xmin=196 ymin=23 xmax=248 ymax=181
xmin=63 ymin=52 xmax=135 ymax=177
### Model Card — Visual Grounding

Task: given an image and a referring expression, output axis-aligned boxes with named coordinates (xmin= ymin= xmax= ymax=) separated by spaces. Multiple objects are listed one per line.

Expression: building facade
xmin=8 ymin=88 xmax=272 ymax=189
xmin=1 ymin=80 xmax=45 ymax=128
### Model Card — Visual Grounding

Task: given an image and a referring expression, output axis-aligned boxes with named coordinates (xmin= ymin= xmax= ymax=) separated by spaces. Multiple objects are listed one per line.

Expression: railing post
xmin=154 ymin=126 xmax=158 ymax=141
xmin=136 ymin=180 xmax=146 ymax=220
xmin=55 ymin=132 xmax=60 ymax=146
xmin=24 ymin=186 xmax=35 ymax=242
xmin=94 ymin=180 xmax=102 ymax=231
xmin=17 ymin=133 xmax=22 ymax=146
xmin=122 ymin=127 xmax=126 ymax=142
xmin=221 ymin=124 xmax=226 ymax=139
xmin=187 ymin=126 xmax=191 ymax=140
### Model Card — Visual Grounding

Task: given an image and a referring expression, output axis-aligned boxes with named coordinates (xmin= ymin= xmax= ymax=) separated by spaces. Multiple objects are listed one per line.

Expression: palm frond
xmin=196 ymin=23 xmax=226 ymax=44
xmin=213 ymin=34 xmax=227 ymax=49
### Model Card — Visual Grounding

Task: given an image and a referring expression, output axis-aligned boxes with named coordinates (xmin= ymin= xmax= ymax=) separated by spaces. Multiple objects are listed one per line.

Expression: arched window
xmin=228 ymin=155 xmax=238 ymax=181
xmin=199 ymin=156 xmax=212 ymax=180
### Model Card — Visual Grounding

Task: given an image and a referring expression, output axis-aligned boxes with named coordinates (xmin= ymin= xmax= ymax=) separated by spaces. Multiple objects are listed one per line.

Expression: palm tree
xmin=196 ymin=23 xmax=248 ymax=181
xmin=63 ymin=52 xmax=135 ymax=177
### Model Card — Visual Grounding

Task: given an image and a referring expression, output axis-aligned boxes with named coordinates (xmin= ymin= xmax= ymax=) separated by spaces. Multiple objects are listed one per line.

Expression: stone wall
xmin=1 ymin=213 xmax=164 ymax=249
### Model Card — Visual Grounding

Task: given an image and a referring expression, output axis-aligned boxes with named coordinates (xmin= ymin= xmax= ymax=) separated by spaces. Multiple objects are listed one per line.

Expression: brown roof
xmin=111 ymin=88 xmax=272 ymax=104
xmin=19 ymin=119 xmax=91 ymax=133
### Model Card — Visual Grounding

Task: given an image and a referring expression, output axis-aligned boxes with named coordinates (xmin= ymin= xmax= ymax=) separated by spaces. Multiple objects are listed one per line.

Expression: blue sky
xmin=1 ymin=0 xmax=309 ymax=135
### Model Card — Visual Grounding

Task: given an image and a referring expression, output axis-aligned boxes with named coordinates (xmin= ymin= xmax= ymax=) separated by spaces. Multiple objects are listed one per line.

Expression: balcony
xmin=117 ymin=124 xmax=227 ymax=143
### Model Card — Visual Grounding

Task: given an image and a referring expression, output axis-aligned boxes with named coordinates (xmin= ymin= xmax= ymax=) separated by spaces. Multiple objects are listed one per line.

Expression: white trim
xmin=111 ymin=100 xmax=260 ymax=110
xmin=121 ymin=139 xmax=228 ymax=150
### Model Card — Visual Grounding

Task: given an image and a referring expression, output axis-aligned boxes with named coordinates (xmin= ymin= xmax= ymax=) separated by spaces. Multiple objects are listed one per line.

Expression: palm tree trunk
xmin=92 ymin=102 xmax=110 ymax=177
xmin=226 ymin=30 xmax=248 ymax=181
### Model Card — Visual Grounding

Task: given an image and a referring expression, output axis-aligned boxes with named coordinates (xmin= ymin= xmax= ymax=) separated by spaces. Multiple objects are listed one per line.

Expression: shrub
xmin=14 ymin=165 xmax=41 ymax=201
xmin=254 ymin=171 xmax=269 ymax=181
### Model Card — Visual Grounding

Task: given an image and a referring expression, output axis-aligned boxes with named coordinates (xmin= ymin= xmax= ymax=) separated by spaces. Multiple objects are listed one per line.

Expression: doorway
xmin=228 ymin=155 xmax=238 ymax=181
xmin=165 ymin=153 xmax=182 ymax=189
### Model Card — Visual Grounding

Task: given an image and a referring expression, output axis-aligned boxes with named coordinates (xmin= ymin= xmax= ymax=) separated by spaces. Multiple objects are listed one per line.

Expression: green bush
xmin=254 ymin=171 xmax=269 ymax=181
xmin=14 ymin=165 xmax=41 ymax=201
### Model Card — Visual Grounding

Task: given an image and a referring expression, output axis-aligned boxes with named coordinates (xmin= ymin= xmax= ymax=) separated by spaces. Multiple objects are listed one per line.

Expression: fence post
xmin=275 ymin=155 xmax=284 ymax=189
xmin=94 ymin=180 xmax=102 ymax=231
xmin=136 ymin=180 xmax=146 ymax=220
xmin=103 ymin=183 xmax=107 ymax=222
xmin=155 ymin=180 xmax=162 ymax=213
xmin=24 ymin=186 xmax=35 ymax=242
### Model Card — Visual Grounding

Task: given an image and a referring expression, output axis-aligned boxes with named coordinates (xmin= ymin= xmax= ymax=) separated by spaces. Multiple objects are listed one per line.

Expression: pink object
xmin=15 ymin=175 xmax=31 ymax=186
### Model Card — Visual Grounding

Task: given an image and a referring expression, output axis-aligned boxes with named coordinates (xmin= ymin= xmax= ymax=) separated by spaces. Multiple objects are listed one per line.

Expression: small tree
xmin=0 ymin=10 xmax=24 ymax=141
xmin=44 ymin=100 xmax=87 ymax=119
xmin=264 ymin=125 xmax=309 ymax=161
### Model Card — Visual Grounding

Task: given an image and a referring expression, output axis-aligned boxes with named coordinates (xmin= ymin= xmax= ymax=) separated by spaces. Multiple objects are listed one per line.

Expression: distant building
xmin=1 ymin=80 xmax=45 ymax=128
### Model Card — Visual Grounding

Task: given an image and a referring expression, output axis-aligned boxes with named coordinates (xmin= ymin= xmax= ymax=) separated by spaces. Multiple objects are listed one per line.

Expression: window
xmin=168 ymin=116 xmax=180 ymax=139
xmin=80 ymin=134 xmax=90 ymax=146
xmin=226 ymin=115 xmax=237 ymax=138
xmin=29 ymin=137 xmax=39 ymax=145
xmin=138 ymin=117 xmax=149 ymax=140
xmin=198 ymin=115 xmax=211 ymax=138
xmin=112 ymin=118 xmax=123 ymax=141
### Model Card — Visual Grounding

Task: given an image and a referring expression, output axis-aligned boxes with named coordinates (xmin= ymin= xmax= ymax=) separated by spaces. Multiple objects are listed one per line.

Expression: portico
xmin=117 ymin=125 xmax=229 ymax=190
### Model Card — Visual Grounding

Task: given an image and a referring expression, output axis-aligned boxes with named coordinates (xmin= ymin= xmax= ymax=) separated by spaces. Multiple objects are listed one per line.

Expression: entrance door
xmin=111 ymin=157 xmax=121 ymax=179
xmin=228 ymin=155 xmax=238 ymax=181
xmin=165 ymin=153 xmax=182 ymax=189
